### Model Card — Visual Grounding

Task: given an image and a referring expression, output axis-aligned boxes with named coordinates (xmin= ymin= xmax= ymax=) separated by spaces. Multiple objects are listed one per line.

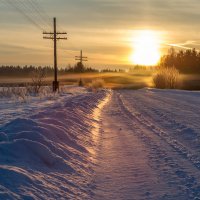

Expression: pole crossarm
xmin=43 ymin=36 xmax=67 ymax=40
xmin=43 ymin=31 xmax=67 ymax=35
xmin=43 ymin=36 xmax=54 ymax=39
xmin=75 ymin=56 xmax=87 ymax=59
xmin=57 ymin=37 xmax=68 ymax=40
xmin=75 ymin=58 xmax=88 ymax=61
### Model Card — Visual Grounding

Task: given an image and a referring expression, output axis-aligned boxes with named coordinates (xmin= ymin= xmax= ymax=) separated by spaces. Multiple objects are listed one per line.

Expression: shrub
xmin=0 ymin=87 xmax=28 ymax=102
xmin=0 ymin=87 xmax=12 ymax=98
xmin=88 ymin=79 xmax=105 ymax=91
xmin=153 ymin=67 xmax=180 ymax=89
xmin=31 ymin=68 xmax=46 ymax=94
xmin=0 ymin=85 xmax=53 ymax=102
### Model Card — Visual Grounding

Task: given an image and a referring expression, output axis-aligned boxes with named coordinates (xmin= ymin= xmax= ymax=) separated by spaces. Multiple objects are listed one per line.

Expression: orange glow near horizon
xmin=130 ymin=30 xmax=161 ymax=66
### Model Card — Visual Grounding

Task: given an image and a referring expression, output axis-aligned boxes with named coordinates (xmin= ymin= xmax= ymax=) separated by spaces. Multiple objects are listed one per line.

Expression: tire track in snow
xmin=126 ymin=90 xmax=200 ymax=135
xmin=113 ymin=91 xmax=200 ymax=199
xmin=117 ymin=92 xmax=200 ymax=170
xmin=93 ymin=91 xmax=200 ymax=199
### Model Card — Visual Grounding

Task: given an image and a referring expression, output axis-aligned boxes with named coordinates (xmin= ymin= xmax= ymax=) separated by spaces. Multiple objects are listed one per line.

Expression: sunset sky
xmin=0 ymin=0 xmax=200 ymax=68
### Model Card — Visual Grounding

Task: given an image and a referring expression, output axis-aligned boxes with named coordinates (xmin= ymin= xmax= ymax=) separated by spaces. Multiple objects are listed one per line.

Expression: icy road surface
xmin=1 ymin=88 xmax=200 ymax=199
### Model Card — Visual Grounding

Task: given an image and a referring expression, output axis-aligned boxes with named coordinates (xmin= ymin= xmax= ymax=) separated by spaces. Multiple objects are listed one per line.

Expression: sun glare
xmin=130 ymin=30 xmax=161 ymax=66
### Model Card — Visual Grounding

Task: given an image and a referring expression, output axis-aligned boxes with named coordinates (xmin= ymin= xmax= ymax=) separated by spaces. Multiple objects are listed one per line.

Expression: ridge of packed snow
xmin=0 ymin=87 xmax=111 ymax=199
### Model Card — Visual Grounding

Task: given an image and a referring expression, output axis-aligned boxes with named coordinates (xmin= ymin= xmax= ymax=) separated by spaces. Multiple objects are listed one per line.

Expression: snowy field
xmin=0 ymin=87 xmax=200 ymax=199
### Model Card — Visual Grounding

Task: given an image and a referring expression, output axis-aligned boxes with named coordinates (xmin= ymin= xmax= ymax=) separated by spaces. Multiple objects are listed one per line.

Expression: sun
xmin=130 ymin=30 xmax=161 ymax=66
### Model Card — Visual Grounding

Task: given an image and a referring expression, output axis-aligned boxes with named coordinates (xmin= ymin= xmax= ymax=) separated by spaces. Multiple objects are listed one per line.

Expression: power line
xmin=6 ymin=0 xmax=44 ymax=30
xmin=1 ymin=0 xmax=51 ymax=31
xmin=15 ymin=0 xmax=50 ymax=29
xmin=26 ymin=0 xmax=52 ymax=28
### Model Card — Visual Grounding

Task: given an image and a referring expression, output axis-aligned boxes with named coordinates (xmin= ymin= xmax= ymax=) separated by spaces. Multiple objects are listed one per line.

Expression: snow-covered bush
xmin=12 ymin=87 xmax=29 ymax=102
xmin=0 ymin=85 xmax=58 ymax=103
xmin=153 ymin=67 xmax=180 ymax=89
xmin=0 ymin=87 xmax=12 ymax=98
xmin=0 ymin=87 xmax=28 ymax=102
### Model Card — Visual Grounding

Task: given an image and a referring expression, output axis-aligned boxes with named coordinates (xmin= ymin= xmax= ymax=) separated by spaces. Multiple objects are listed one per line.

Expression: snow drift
xmin=0 ymin=88 xmax=110 ymax=200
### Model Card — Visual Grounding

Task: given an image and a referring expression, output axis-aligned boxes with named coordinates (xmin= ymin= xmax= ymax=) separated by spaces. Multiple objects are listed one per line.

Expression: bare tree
xmin=31 ymin=68 xmax=46 ymax=94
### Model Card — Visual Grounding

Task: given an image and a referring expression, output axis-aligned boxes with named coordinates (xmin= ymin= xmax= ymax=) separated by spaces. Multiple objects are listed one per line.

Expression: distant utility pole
xmin=43 ymin=17 xmax=67 ymax=92
xmin=75 ymin=50 xmax=88 ymax=65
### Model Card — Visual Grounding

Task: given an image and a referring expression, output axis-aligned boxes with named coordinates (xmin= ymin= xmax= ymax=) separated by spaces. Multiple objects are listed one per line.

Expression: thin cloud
xmin=1 ymin=0 xmax=200 ymax=65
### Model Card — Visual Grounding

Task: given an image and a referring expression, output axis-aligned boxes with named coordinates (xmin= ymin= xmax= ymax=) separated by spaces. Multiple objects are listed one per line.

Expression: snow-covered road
xmin=93 ymin=89 xmax=200 ymax=200
xmin=1 ymin=88 xmax=200 ymax=199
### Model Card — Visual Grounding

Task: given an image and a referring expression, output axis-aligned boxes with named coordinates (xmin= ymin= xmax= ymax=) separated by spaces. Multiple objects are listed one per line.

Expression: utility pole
xmin=43 ymin=17 xmax=67 ymax=92
xmin=75 ymin=50 xmax=88 ymax=65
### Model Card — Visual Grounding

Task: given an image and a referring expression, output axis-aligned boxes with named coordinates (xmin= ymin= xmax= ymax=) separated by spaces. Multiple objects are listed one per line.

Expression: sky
xmin=0 ymin=0 xmax=200 ymax=68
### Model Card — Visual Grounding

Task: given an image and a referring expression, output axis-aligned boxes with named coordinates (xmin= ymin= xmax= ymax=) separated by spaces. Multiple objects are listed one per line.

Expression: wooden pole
xmin=43 ymin=18 xmax=67 ymax=92
xmin=53 ymin=17 xmax=58 ymax=92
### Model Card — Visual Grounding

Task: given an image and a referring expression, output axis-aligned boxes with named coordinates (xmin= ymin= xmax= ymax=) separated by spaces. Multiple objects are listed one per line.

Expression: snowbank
xmin=0 ymin=87 xmax=110 ymax=199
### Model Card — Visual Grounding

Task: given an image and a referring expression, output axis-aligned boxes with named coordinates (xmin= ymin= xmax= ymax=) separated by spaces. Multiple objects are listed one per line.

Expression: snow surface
xmin=1 ymin=87 xmax=200 ymax=200
xmin=0 ymin=86 xmax=111 ymax=199
xmin=93 ymin=89 xmax=200 ymax=200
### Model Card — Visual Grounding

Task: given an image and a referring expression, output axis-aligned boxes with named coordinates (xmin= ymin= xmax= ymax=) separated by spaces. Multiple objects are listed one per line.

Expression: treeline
xmin=66 ymin=62 xmax=98 ymax=73
xmin=0 ymin=63 xmax=98 ymax=77
xmin=0 ymin=66 xmax=53 ymax=77
xmin=160 ymin=48 xmax=200 ymax=74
